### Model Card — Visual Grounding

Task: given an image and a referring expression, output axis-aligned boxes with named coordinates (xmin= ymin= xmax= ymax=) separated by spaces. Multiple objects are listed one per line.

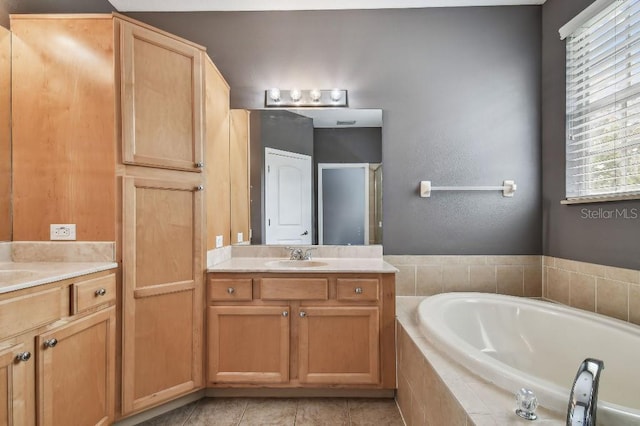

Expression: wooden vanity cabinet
xmin=0 ymin=270 xmax=116 ymax=426
xmin=206 ymin=273 xmax=395 ymax=390
xmin=11 ymin=12 xmax=229 ymax=418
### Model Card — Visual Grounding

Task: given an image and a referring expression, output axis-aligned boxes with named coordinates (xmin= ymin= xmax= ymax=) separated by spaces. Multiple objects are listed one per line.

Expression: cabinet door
xmin=0 ymin=344 xmax=28 ymax=426
xmin=120 ymin=20 xmax=204 ymax=172
xmin=122 ymin=176 xmax=204 ymax=414
xmin=208 ymin=306 xmax=289 ymax=384
xmin=36 ymin=308 xmax=115 ymax=426
xmin=298 ymin=306 xmax=379 ymax=385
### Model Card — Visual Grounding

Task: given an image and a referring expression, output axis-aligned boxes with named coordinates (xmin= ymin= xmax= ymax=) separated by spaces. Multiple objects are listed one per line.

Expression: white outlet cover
xmin=50 ymin=224 xmax=77 ymax=241
xmin=215 ymin=235 xmax=223 ymax=248
xmin=237 ymin=232 xmax=243 ymax=243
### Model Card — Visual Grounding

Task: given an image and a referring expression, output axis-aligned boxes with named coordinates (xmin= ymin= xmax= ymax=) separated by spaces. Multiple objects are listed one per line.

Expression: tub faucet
xmin=566 ymin=358 xmax=604 ymax=426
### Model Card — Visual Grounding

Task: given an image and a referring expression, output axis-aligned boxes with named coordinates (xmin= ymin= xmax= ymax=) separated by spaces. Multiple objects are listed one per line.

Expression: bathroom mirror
xmin=0 ymin=26 xmax=11 ymax=241
xmin=238 ymin=108 xmax=383 ymax=246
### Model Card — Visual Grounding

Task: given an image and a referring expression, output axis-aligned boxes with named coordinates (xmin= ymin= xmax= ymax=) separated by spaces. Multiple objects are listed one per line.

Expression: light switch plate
xmin=50 ymin=224 xmax=76 ymax=241
xmin=215 ymin=235 xmax=223 ymax=248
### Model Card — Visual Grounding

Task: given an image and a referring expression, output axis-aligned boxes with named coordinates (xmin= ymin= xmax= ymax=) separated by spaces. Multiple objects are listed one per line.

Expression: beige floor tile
xmin=139 ymin=401 xmax=198 ymax=426
xmin=239 ymin=398 xmax=297 ymax=425
xmin=348 ymin=398 xmax=405 ymax=426
xmin=185 ymin=398 xmax=247 ymax=426
xmin=294 ymin=398 xmax=348 ymax=426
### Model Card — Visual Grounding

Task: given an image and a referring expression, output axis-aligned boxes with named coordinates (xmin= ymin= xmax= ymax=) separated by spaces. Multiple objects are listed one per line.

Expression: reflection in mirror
xmin=236 ymin=108 xmax=382 ymax=246
xmin=0 ymin=26 xmax=10 ymax=241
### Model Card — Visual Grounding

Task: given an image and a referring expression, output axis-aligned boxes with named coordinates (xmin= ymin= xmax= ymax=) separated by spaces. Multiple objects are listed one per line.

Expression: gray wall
xmin=314 ymin=128 xmax=382 ymax=165
xmin=542 ymin=0 xmax=640 ymax=270
xmin=0 ymin=0 xmax=8 ymax=28
xmin=8 ymin=1 xmax=543 ymax=256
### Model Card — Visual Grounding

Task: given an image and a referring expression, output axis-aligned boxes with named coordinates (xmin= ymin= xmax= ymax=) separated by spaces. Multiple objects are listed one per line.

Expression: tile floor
xmin=139 ymin=397 xmax=405 ymax=426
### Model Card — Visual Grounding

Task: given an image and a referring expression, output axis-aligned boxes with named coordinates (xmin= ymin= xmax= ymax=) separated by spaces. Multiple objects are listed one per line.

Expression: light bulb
xmin=330 ymin=89 xmax=342 ymax=102
xmin=269 ymin=88 xmax=281 ymax=102
xmin=290 ymin=89 xmax=302 ymax=102
xmin=310 ymin=89 xmax=322 ymax=102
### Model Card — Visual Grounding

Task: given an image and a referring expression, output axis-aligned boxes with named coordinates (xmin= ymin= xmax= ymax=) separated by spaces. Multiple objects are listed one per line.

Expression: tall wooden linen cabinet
xmin=10 ymin=13 xmax=230 ymax=420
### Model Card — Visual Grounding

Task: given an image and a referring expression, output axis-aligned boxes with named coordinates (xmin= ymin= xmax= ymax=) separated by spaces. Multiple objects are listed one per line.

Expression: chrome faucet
xmin=287 ymin=247 xmax=304 ymax=260
xmin=286 ymin=247 xmax=316 ymax=260
xmin=567 ymin=358 xmax=604 ymax=426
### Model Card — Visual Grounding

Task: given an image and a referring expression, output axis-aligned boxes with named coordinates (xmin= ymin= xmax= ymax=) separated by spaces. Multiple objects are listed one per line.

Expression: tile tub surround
xmin=396 ymin=297 xmax=563 ymax=426
xmin=385 ymin=255 xmax=542 ymax=298
xmin=543 ymin=256 xmax=640 ymax=325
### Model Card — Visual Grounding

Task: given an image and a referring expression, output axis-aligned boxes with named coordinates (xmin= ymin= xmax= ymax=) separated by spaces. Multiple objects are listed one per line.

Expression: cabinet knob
xmin=15 ymin=352 xmax=31 ymax=362
xmin=95 ymin=288 xmax=107 ymax=297
xmin=354 ymin=287 xmax=363 ymax=294
xmin=299 ymin=311 xmax=307 ymax=318
xmin=227 ymin=287 xmax=235 ymax=294
xmin=44 ymin=338 xmax=58 ymax=348
xmin=282 ymin=311 xmax=289 ymax=317
xmin=194 ymin=185 xmax=204 ymax=191
xmin=195 ymin=162 xmax=204 ymax=168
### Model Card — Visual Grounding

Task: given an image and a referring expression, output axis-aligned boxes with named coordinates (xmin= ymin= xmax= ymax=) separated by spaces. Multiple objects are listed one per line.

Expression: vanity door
xmin=297 ymin=306 xmax=379 ymax=385
xmin=0 ymin=343 xmax=28 ymax=426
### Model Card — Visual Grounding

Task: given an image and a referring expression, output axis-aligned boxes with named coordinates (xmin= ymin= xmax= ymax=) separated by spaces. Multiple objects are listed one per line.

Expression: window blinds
xmin=565 ymin=0 xmax=640 ymax=199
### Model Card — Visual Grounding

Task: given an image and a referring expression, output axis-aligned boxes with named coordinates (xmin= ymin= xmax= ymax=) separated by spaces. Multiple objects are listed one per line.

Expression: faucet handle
xmin=304 ymin=248 xmax=316 ymax=260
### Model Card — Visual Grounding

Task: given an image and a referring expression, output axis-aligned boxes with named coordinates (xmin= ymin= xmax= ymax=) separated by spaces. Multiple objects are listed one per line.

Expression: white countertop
xmin=207 ymin=257 xmax=398 ymax=273
xmin=0 ymin=261 xmax=118 ymax=294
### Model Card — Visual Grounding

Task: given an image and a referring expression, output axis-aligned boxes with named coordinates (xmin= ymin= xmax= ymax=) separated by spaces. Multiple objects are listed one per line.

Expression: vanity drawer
xmin=336 ymin=278 xmax=379 ymax=302
xmin=209 ymin=279 xmax=253 ymax=302
xmin=0 ymin=287 xmax=64 ymax=340
xmin=260 ymin=278 xmax=328 ymax=300
xmin=71 ymin=273 xmax=116 ymax=314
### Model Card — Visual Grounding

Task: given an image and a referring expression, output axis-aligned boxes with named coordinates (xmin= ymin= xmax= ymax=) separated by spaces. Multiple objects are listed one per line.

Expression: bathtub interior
xmin=419 ymin=293 xmax=640 ymax=414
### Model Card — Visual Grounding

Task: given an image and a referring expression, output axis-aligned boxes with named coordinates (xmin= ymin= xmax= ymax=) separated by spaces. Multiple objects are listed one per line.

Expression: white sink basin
xmin=265 ymin=260 xmax=329 ymax=268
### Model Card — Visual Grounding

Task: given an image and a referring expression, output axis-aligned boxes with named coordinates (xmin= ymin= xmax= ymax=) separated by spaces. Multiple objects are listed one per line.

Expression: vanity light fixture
xmin=265 ymin=88 xmax=348 ymax=107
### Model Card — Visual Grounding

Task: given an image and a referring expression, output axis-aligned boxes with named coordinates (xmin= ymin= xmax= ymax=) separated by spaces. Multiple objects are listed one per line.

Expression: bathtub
xmin=418 ymin=293 xmax=640 ymax=426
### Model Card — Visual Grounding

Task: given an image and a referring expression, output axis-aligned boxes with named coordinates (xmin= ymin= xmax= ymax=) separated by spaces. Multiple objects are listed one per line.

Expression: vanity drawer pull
xmin=71 ymin=273 xmax=116 ymax=314
xmin=336 ymin=279 xmax=379 ymax=301
xmin=209 ymin=279 xmax=252 ymax=301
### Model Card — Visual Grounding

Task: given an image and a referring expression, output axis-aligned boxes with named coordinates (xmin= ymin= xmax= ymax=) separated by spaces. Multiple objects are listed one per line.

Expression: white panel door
xmin=265 ymin=148 xmax=312 ymax=245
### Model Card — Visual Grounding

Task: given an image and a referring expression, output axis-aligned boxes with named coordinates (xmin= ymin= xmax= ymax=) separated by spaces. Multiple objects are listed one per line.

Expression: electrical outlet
xmin=215 ymin=235 xmax=223 ymax=248
xmin=50 ymin=224 xmax=76 ymax=241
xmin=237 ymin=232 xmax=243 ymax=243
